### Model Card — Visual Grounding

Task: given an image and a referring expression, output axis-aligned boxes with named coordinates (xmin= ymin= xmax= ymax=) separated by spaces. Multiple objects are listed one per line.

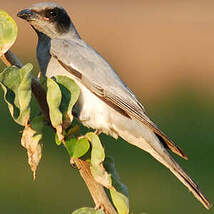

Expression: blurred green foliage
xmin=0 ymin=61 xmax=213 ymax=214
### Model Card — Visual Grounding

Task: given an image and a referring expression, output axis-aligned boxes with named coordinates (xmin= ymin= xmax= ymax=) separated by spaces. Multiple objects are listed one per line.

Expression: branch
xmin=0 ymin=51 xmax=117 ymax=214
xmin=75 ymin=159 xmax=117 ymax=214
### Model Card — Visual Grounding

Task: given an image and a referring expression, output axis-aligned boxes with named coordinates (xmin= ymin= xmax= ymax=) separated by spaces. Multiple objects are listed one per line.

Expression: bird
xmin=17 ymin=2 xmax=211 ymax=209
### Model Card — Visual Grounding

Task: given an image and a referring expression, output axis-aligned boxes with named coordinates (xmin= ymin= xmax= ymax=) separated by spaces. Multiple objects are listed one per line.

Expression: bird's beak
xmin=17 ymin=9 xmax=36 ymax=21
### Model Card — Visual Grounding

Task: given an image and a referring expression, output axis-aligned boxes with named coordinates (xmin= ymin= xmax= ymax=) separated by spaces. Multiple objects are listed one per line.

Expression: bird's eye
xmin=45 ymin=9 xmax=58 ymax=19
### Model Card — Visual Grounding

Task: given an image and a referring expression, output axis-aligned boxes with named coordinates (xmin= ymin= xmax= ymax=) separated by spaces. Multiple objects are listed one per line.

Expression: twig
xmin=75 ymin=159 xmax=117 ymax=214
xmin=1 ymin=50 xmax=117 ymax=214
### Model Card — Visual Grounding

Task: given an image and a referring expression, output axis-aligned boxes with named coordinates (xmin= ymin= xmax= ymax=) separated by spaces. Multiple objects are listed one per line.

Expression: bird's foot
xmin=95 ymin=203 xmax=105 ymax=212
xmin=94 ymin=129 xmax=102 ymax=135
xmin=70 ymin=158 xmax=79 ymax=169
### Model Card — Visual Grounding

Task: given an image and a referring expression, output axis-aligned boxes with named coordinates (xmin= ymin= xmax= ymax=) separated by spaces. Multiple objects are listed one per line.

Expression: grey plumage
xmin=17 ymin=2 xmax=211 ymax=209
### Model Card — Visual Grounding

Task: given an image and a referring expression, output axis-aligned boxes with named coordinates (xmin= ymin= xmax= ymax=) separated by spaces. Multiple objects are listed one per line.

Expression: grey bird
xmin=17 ymin=2 xmax=211 ymax=209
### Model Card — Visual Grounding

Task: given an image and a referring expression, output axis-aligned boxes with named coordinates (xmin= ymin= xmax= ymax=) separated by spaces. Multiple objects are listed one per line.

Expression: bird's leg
xmin=95 ymin=129 xmax=102 ymax=135
xmin=95 ymin=203 xmax=105 ymax=212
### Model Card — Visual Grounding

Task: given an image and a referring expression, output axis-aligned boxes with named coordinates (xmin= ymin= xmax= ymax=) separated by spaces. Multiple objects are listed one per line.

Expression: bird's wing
xmin=50 ymin=38 xmax=187 ymax=160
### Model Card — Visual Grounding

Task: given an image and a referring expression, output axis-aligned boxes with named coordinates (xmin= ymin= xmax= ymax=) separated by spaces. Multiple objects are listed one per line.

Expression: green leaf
xmin=64 ymin=138 xmax=76 ymax=156
xmin=72 ymin=207 xmax=104 ymax=214
xmin=86 ymin=132 xmax=105 ymax=165
xmin=31 ymin=115 xmax=44 ymax=133
xmin=0 ymin=64 xmax=32 ymax=126
xmin=46 ymin=77 xmax=63 ymax=128
xmin=110 ymin=188 xmax=129 ymax=214
xmin=104 ymin=157 xmax=129 ymax=214
xmin=65 ymin=137 xmax=90 ymax=158
xmin=86 ymin=132 xmax=112 ymax=188
xmin=55 ymin=133 xmax=62 ymax=146
xmin=0 ymin=10 xmax=17 ymax=55
xmin=46 ymin=76 xmax=80 ymax=140
xmin=54 ymin=75 xmax=80 ymax=121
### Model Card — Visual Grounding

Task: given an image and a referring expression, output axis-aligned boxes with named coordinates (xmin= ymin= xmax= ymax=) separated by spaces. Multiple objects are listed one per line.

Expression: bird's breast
xmin=76 ymin=83 xmax=115 ymax=133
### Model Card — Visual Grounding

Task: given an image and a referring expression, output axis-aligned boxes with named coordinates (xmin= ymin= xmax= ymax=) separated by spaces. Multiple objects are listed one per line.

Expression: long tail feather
xmin=115 ymin=122 xmax=212 ymax=209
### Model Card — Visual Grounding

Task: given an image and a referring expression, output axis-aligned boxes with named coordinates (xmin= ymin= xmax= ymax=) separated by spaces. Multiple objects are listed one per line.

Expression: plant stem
xmin=75 ymin=159 xmax=117 ymax=214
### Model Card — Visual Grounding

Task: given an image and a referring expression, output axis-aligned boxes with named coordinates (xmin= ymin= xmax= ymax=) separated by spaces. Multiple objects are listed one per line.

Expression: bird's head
xmin=17 ymin=2 xmax=74 ymax=39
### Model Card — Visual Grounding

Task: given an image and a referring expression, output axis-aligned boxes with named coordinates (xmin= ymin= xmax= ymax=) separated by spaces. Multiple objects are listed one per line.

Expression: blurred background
xmin=1 ymin=0 xmax=214 ymax=213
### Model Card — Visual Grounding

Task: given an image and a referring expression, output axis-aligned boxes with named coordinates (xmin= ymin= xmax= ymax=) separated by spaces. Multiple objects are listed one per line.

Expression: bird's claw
xmin=95 ymin=129 xmax=102 ymax=135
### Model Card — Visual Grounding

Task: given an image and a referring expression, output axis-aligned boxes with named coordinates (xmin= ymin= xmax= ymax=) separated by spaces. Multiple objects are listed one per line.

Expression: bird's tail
xmin=160 ymin=150 xmax=211 ymax=210
xmin=114 ymin=121 xmax=212 ymax=209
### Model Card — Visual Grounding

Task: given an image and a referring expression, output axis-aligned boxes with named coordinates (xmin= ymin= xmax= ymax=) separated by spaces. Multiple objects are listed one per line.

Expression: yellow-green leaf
xmin=104 ymin=157 xmax=129 ymax=214
xmin=0 ymin=64 xmax=32 ymax=126
xmin=54 ymin=75 xmax=80 ymax=121
xmin=46 ymin=77 xmax=62 ymax=128
xmin=110 ymin=188 xmax=129 ymax=214
xmin=86 ymin=132 xmax=112 ymax=188
xmin=55 ymin=132 xmax=62 ymax=146
xmin=0 ymin=10 xmax=17 ymax=55
xmin=65 ymin=137 xmax=90 ymax=158
xmin=46 ymin=76 xmax=80 ymax=141
xmin=72 ymin=207 xmax=104 ymax=214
